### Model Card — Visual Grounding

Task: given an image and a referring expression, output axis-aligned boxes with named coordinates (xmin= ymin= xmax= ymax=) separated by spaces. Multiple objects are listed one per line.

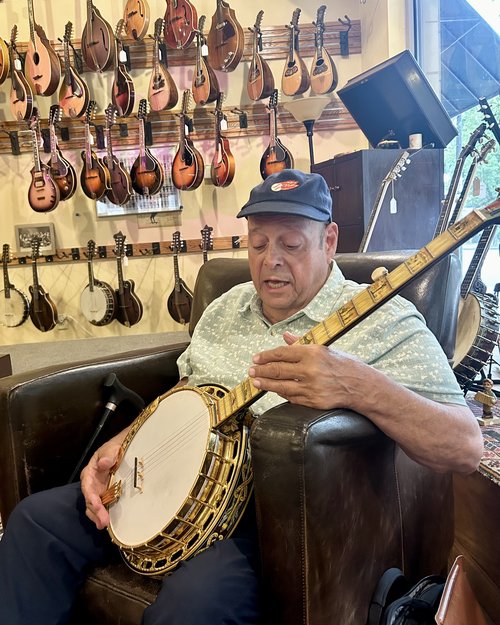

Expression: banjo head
xmin=108 ymin=387 xmax=212 ymax=547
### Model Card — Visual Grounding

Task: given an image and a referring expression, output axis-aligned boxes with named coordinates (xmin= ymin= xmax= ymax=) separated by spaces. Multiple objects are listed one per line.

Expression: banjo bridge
xmin=134 ymin=457 xmax=145 ymax=493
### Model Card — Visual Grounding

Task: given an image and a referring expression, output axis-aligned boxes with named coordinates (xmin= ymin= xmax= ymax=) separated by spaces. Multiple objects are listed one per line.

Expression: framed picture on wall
xmin=14 ymin=223 xmax=56 ymax=256
xmin=95 ymin=146 xmax=182 ymax=218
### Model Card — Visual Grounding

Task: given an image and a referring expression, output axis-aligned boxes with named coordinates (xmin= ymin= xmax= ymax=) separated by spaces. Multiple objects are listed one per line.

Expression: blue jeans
xmin=0 ymin=482 xmax=261 ymax=625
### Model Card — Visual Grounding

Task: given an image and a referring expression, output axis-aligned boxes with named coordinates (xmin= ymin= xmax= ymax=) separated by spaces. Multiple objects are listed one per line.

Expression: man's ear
xmin=325 ymin=222 xmax=338 ymax=260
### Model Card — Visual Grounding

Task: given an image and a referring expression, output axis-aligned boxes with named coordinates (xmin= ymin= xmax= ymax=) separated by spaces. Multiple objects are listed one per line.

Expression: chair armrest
xmin=250 ymin=403 xmax=453 ymax=625
xmin=0 ymin=343 xmax=188 ymax=524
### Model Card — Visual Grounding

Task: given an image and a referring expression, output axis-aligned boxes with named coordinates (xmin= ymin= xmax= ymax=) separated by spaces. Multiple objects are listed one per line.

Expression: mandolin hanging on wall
xmin=191 ymin=15 xmax=219 ymax=106
xmin=123 ymin=0 xmax=150 ymax=42
xmin=210 ymin=92 xmax=235 ymax=187
xmin=167 ymin=230 xmax=193 ymax=325
xmin=80 ymin=100 xmax=111 ymax=200
xmin=247 ymin=10 xmax=274 ymax=101
xmin=103 ymin=103 xmax=133 ymax=205
xmin=281 ymin=8 xmax=310 ymax=97
xmin=260 ymin=89 xmax=294 ymax=180
xmin=47 ymin=104 xmax=77 ymax=202
xmin=58 ymin=21 xmax=90 ymax=119
xmin=148 ymin=18 xmax=178 ymax=112
xmin=164 ymin=0 xmax=198 ymax=49
xmin=172 ymin=90 xmax=204 ymax=191
xmin=113 ymin=231 xmax=143 ymax=328
xmin=111 ymin=19 xmax=136 ymax=118
xmin=9 ymin=26 xmax=34 ymax=122
xmin=81 ymin=0 xmax=116 ymax=72
xmin=130 ymin=99 xmax=165 ymax=197
xmin=29 ymin=236 xmax=58 ymax=332
xmin=207 ymin=0 xmax=244 ymax=72
xmin=25 ymin=0 xmax=61 ymax=96
xmin=310 ymin=5 xmax=338 ymax=95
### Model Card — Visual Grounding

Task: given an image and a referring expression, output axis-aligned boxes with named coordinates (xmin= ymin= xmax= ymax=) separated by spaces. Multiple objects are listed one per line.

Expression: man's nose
xmin=263 ymin=244 xmax=283 ymax=266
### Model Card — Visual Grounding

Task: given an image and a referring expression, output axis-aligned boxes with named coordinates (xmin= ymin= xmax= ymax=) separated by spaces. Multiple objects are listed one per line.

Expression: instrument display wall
xmin=0 ymin=0 xmax=402 ymax=345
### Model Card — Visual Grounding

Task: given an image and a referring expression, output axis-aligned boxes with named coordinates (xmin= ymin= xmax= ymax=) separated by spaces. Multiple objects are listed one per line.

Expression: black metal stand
xmin=67 ymin=373 xmax=145 ymax=483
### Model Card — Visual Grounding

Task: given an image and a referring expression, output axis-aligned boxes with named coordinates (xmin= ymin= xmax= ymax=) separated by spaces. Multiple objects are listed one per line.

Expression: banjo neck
xmin=215 ymin=199 xmax=500 ymax=426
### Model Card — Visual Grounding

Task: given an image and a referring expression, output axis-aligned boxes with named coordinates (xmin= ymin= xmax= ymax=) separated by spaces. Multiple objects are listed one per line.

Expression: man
xmin=0 ymin=170 xmax=483 ymax=625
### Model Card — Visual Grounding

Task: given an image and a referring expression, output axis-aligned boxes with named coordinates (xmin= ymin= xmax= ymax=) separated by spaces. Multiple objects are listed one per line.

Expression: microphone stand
xmin=68 ymin=373 xmax=145 ymax=483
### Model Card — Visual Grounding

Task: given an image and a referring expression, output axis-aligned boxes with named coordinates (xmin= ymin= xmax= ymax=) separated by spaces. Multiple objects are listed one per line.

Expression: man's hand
xmin=248 ymin=331 xmax=366 ymax=411
xmin=80 ymin=428 xmax=130 ymax=530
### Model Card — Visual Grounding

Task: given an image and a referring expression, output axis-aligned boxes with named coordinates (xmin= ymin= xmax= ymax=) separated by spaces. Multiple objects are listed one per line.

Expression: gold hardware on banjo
xmin=103 ymin=198 xmax=500 ymax=576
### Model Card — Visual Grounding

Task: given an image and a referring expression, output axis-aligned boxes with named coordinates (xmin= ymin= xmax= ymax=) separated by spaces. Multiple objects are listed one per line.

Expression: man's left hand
xmin=248 ymin=331 xmax=365 ymax=410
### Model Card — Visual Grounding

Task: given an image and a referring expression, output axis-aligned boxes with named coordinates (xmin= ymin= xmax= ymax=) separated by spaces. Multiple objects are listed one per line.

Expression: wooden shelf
xmin=9 ymin=234 xmax=249 ymax=267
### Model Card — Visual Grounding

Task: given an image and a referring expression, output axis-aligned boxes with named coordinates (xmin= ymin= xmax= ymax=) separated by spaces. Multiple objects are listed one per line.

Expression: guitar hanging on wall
xmin=112 ymin=19 xmax=136 ymax=118
xmin=164 ymin=0 xmax=198 ymax=49
xmin=167 ymin=230 xmax=193 ymax=325
xmin=29 ymin=236 xmax=58 ymax=332
xmin=281 ymin=8 xmax=309 ymax=97
xmin=47 ymin=104 xmax=77 ymax=202
xmin=130 ymin=99 xmax=165 ymax=197
xmin=123 ymin=0 xmax=150 ymax=42
xmin=80 ymin=239 xmax=117 ymax=326
xmin=260 ymin=89 xmax=294 ymax=180
xmin=191 ymin=15 xmax=219 ymax=106
xmin=25 ymin=0 xmax=61 ymax=96
xmin=58 ymin=21 xmax=90 ymax=119
xmin=9 ymin=26 xmax=34 ymax=122
xmin=113 ymin=231 xmax=143 ymax=328
xmin=246 ymin=10 xmax=274 ymax=102
xmin=103 ymin=103 xmax=133 ymax=206
xmin=207 ymin=0 xmax=244 ymax=72
xmin=172 ymin=90 xmax=205 ymax=191
xmin=81 ymin=0 xmax=116 ymax=72
xmin=28 ymin=108 xmax=60 ymax=213
xmin=0 ymin=244 xmax=30 ymax=328
xmin=148 ymin=18 xmax=178 ymax=112
xmin=80 ymin=100 xmax=111 ymax=200
xmin=211 ymin=92 xmax=235 ymax=188
xmin=310 ymin=5 xmax=338 ymax=95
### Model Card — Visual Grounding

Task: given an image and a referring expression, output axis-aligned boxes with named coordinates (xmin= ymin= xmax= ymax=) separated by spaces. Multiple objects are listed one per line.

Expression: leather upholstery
xmin=0 ymin=252 xmax=461 ymax=625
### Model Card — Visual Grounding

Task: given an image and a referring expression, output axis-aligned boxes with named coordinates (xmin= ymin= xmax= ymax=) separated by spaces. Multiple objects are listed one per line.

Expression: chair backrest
xmin=189 ymin=252 xmax=461 ymax=360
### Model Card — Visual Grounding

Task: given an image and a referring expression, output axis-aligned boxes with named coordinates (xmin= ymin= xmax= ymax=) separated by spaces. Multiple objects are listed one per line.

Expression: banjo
xmin=102 ymin=197 xmax=500 ymax=576
xmin=80 ymin=240 xmax=116 ymax=326
xmin=0 ymin=244 xmax=29 ymax=328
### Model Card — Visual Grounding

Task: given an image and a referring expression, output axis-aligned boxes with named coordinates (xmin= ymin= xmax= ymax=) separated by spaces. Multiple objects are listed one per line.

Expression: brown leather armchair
xmin=0 ymin=252 xmax=461 ymax=625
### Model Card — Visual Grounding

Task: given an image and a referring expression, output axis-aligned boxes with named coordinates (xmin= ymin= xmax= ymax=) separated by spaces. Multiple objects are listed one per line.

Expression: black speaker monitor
xmin=337 ymin=50 xmax=457 ymax=149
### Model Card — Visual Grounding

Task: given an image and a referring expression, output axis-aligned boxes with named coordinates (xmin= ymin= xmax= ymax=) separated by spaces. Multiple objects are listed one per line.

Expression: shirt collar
xmin=239 ymin=261 xmax=346 ymax=327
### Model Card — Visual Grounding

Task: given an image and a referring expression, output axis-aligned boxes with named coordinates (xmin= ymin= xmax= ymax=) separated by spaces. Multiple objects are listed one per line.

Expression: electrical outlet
xmin=56 ymin=314 xmax=69 ymax=330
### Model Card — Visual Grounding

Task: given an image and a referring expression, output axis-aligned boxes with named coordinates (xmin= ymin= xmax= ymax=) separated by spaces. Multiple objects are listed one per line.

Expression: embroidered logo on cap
xmin=270 ymin=180 xmax=300 ymax=192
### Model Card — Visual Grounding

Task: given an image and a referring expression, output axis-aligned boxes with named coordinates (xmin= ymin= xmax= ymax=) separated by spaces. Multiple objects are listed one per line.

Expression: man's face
xmin=247 ymin=214 xmax=338 ymax=324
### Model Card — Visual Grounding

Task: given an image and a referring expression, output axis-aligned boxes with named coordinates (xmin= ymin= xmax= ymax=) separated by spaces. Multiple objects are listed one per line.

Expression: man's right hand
xmin=80 ymin=427 xmax=130 ymax=530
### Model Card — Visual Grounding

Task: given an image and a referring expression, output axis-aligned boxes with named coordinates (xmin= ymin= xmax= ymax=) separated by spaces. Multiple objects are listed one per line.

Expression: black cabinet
xmin=312 ymin=149 xmax=444 ymax=253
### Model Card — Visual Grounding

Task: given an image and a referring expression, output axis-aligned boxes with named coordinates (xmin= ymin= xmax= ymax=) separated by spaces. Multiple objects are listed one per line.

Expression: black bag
xmin=368 ymin=567 xmax=445 ymax=625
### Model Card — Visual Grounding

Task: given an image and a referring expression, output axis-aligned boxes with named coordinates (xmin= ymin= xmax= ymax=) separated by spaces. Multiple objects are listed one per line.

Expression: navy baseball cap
xmin=237 ymin=169 xmax=333 ymax=222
